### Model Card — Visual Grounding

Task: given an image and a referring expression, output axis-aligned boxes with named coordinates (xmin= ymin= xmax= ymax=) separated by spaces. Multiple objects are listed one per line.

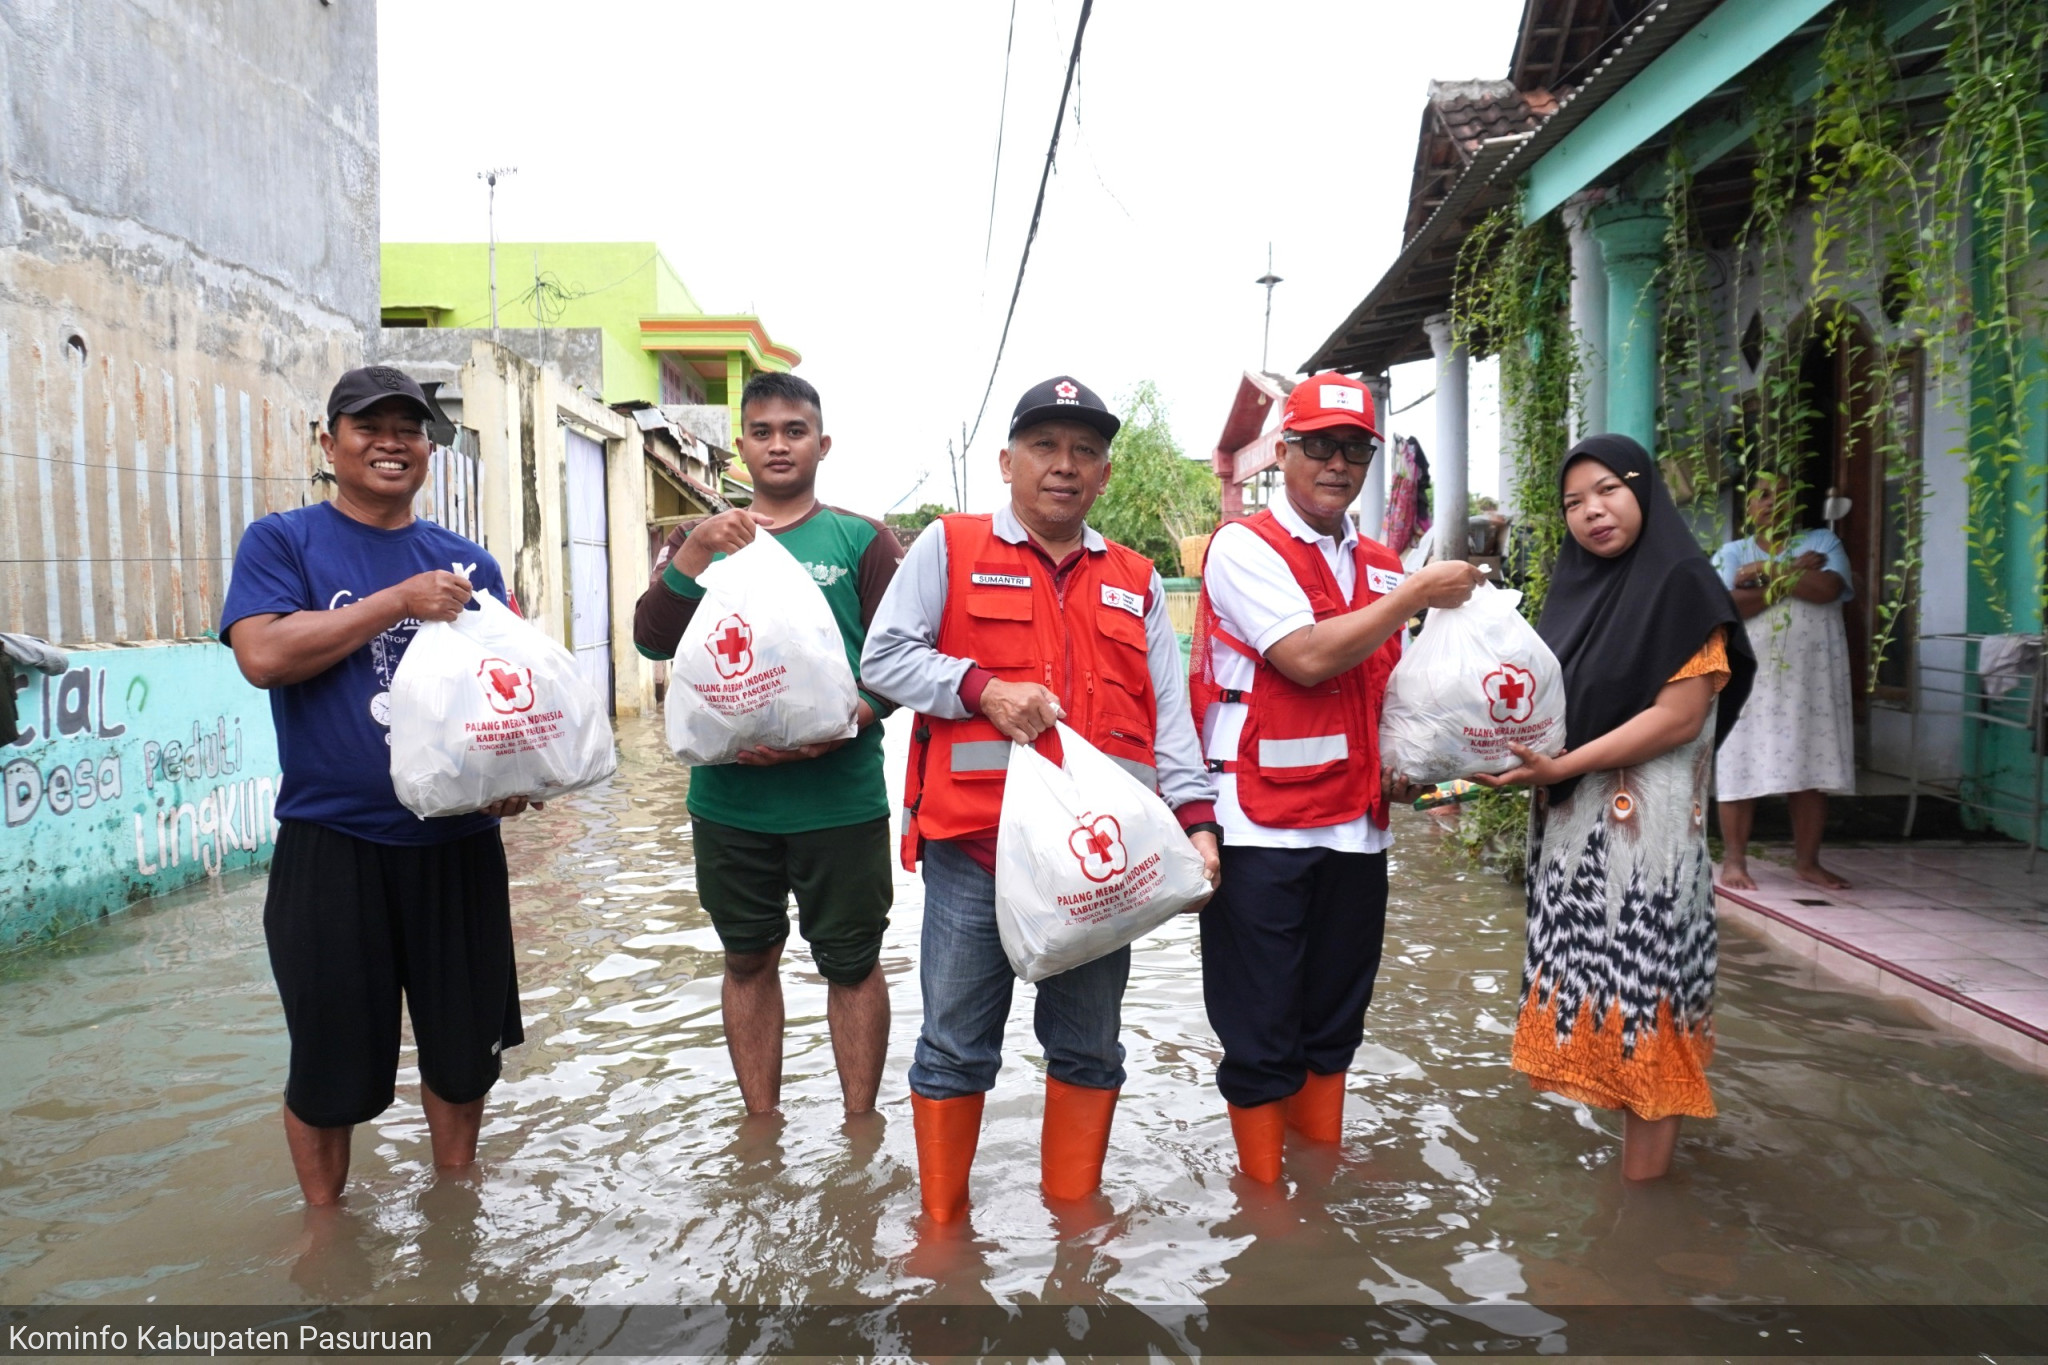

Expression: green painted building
xmin=380 ymin=241 xmax=800 ymax=443
xmin=1309 ymin=0 xmax=2048 ymax=847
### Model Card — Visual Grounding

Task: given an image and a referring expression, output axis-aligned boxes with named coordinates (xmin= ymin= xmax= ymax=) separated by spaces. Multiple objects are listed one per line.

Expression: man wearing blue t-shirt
xmin=222 ymin=366 xmax=538 ymax=1206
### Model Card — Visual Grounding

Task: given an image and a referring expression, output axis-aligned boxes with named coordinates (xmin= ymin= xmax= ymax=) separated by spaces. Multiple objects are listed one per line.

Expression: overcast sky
xmin=379 ymin=0 xmax=1518 ymax=517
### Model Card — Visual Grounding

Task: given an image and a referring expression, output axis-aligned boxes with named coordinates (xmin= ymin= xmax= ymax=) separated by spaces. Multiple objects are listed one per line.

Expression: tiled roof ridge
xmin=1427 ymin=79 xmax=1560 ymax=155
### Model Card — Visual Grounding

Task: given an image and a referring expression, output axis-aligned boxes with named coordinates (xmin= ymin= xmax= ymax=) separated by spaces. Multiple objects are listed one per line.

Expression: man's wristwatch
xmin=1183 ymin=821 xmax=1224 ymax=841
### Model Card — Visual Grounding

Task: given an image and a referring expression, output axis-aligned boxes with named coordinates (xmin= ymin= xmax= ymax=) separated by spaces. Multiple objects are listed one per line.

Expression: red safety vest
xmin=1189 ymin=511 xmax=1404 ymax=829
xmin=901 ymin=514 xmax=1161 ymax=870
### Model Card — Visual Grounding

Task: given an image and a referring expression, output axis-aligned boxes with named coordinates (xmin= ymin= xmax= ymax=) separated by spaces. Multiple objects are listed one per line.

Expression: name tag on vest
xmin=1100 ymin=584 xmax=1145 ymax=618
xmin=1366 ymin=566 xmax=1405 ymax=596
xmin=971 ymin=572 xmax=1032 ymax=588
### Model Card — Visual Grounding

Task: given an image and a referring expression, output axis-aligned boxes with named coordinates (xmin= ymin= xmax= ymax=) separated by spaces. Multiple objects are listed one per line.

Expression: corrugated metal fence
xmin=0 ymin=331 xmax=487 ymax=646
xmin=0 ymin=331 xmax=323 ymax=646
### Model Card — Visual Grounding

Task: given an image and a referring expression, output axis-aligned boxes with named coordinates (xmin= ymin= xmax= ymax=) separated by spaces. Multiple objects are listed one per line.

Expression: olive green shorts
xmin=690 ymin=815 xmax=892 ymax=985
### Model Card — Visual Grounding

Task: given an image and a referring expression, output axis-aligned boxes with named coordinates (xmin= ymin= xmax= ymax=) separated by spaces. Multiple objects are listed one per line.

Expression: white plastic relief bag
xmin=1380 ymin=581 xmax=1567 ymax=784
xmin=664 ymin=529 xmax=859 ymax=766
xmin=388 ymin=592 xmax=618 ymax=817
xmin=994 ymin=723 xmax=1212 ymax=984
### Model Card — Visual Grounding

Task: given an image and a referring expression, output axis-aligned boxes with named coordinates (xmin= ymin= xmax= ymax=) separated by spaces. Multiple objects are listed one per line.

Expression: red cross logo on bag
xmin=1482 ymin=663 xmax=1536 ymax=724
xmin=477 ymin=657 xmax=536 ymax=714
xmin=1067 ymin=813 xmax=1128 ymax=884
xmin=707 ymin=614 xmax=755 ymax=679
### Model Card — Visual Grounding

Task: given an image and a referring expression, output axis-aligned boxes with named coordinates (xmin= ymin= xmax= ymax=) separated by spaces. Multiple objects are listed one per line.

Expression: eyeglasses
xmin=1283 ymin=431 xmax=1382 ymax=466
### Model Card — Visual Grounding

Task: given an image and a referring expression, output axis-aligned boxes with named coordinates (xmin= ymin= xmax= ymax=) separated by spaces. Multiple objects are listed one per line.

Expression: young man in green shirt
xmin=633 ymin=372 xmax=904 ymax=1117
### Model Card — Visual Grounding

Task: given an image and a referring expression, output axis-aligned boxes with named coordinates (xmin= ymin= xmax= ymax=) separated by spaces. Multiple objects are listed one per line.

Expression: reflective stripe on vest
xmin=1189 ymin=509 xmax=1399 ymax=830
xmin=1257 ymin=734 xmax=1348 ymax=769
xmin=949 ymin=739 xmax=1011 ymax=773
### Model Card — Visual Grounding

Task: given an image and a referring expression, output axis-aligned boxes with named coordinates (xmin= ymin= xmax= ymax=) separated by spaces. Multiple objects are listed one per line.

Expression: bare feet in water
xmin=1719 ymin=863 xmax=1756 ymax=891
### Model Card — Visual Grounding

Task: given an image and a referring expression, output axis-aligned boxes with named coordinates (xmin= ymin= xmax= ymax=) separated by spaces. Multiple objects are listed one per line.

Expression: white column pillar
xmin=1564 ymin=191 xmax=1608 ymax=441
xmin=1423 ymin=313 xmax=1469 ymax=562
xmin=1358 ymin=372 xmax=1391 ymax=542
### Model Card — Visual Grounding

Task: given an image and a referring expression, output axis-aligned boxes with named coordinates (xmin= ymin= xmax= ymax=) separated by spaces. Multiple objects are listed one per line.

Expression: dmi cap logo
xmin=707 ymin=614 xmax=755 ymax=679
xmin=1318 ymin=384 xmax=1366 ymax=414
xmin=478 ymin=658 xmax=537 ymax=714
xmin=1482 ymin=663 xmax=1536 ymax=724
xmin=1067 ymin=813 xmax=1129 ymax=884
xmin=1054 ymin=380 xmax=1079 ymax=402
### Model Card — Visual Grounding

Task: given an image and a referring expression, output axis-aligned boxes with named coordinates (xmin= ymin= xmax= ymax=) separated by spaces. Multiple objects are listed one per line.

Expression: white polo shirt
xmin=1199 ymin=497 xmax=1395 ymax=853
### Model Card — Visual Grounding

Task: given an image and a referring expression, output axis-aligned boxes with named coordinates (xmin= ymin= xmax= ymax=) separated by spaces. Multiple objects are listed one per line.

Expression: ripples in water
xmin=2 ymin=714 xmax=2046 ymax=1320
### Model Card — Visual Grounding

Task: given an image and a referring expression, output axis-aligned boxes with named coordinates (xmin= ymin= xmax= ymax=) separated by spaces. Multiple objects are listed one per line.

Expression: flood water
xmin=4 ymin=714 xmax=2048 ymax=1356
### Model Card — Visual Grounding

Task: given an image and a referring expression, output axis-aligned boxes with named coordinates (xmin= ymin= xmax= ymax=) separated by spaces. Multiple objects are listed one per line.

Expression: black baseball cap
xmin=1008 ymin=375 xmax=1120 ymax=443
xmin=326 ymin=365 xmax=434 ymax=427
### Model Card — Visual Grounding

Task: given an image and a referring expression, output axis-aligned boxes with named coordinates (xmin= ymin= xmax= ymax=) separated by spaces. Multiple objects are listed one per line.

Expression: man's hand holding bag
xmin=994 ymin=723 xmax=1212 ymax=983
xmin=664 ymin=530 xmax=860 ymax=766
xmin=1379 ymin=581 xmax=1566 ymax=784
xmin=388 ymin=592 xmax=618 ymax=817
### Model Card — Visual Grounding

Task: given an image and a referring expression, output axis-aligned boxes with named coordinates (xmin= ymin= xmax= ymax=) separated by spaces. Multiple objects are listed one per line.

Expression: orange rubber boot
xmin=1226 ymin=1101 xmax=1286 ymax=1183
xmin=1041 ymin=1076 xmax=1120 ymax=1201
xmin=910 ymin=1091 xmax=985 ymax=1223
xmin=1283 ymin=1070 xmax=1346 ymax=1143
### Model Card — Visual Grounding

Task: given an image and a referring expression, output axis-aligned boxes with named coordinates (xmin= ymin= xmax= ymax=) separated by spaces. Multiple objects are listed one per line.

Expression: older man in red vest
xmin=1190 ymin=372 xmax=1483 ymax=1182
xmin=863 ymin=375 xmax=1221 ymax=1222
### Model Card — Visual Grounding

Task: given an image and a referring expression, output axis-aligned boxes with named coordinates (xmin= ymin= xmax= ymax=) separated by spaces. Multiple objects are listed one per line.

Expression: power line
xmin=0 ymin=446 xmax=309 ymax=483
xmin=982 ymin=0 xmax=1019 ymax=276
xmin=961 ymin=0 xmax=1094 ymax=460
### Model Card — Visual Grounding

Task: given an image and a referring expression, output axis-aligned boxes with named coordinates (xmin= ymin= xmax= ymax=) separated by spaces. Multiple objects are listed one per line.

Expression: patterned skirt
xmin=1511 ymin=720 xmax=1719 ymax=1120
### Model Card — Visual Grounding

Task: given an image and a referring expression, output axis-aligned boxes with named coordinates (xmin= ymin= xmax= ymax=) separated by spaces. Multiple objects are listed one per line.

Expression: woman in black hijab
xmin=1474 ymin=434 xmax=1752 ymax=1181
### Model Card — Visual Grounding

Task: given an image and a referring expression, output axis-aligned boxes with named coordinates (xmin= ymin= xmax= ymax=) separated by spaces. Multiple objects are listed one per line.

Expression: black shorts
xmin=264 ymin=820 xmax=524 ymax=1128
xmin=691 ymin=816 xmax=892 ymax=985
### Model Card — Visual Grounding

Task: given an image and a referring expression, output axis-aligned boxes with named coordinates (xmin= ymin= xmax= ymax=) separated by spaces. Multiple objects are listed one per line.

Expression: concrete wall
xmin=422 ymin=340 xmax=655 ymax=719
xmin=0 ymin=0 xmax=377 ymax=943
xmin=0 ymin=0 xmax=378 ymax=648
xmin=380 ymin=326 xmax=607 ymax=403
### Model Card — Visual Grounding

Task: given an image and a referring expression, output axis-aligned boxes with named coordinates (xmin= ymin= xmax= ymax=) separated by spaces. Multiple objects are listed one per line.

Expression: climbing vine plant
xmin=1924 ymin=0 xmax=2048 ymax=625
xmin=1435 ymin=0 xmax=2047 ymax=872
xmin=1727 ymin=64 xmax=1820 ymax=564
xmin=1656 ymin=145 xmax=1729 ymax=515
xmin=1450 ymin=199 xmax=1577 ymax=618
xmin=1804 ymin=5 xmax=1927 ymax=679
xmin=1445 ymin=200 xmax=1576 ymax=870
xmin=1674 ymin=0 xmax=2046 ymax=665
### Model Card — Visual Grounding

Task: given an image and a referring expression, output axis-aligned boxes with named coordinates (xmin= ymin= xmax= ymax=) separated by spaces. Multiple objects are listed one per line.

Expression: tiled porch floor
xmin=1714 ymin=844 xmax=2048 ymax=1071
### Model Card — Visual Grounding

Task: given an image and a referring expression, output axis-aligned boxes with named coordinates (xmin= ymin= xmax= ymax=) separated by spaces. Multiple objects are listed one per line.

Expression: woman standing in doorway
xmin=1474 ymin=435 xmax=1753 ymax=1181
xmin=1712 ymin=471 xmax=1856 ymax=891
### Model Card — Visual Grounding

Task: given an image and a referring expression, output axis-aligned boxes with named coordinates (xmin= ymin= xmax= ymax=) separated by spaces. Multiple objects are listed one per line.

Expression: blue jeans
xmin=908 ymin=839 xmax=1130 ymax=1099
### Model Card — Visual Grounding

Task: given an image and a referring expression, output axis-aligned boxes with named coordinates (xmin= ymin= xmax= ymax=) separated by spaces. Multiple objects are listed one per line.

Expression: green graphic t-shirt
xmin=633 ymin=504 xmax=903 ymax=834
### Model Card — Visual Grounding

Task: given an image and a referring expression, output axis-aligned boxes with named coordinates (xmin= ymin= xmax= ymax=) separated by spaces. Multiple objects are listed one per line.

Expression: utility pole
xmin=958 ymin=420 xmax=969 ymax=510
xmin=1255 ymin=243 xmax=1283 ymax=373
xmin=478 ymin=166 xmax=518 ymax=341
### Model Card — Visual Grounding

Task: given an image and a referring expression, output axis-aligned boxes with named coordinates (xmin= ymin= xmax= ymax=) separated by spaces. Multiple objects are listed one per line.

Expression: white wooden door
xmin=565 ymin=427 xmax=614 ymax=712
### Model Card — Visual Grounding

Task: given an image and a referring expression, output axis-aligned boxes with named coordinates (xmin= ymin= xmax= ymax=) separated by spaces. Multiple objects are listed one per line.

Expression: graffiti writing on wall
xmin=3 ymin=647 xmax=283 ymax=944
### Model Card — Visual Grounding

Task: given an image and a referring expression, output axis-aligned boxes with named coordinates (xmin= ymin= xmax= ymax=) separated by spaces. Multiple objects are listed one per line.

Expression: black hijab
xmin=1535 ymin=435 xmax=1754 ymax=799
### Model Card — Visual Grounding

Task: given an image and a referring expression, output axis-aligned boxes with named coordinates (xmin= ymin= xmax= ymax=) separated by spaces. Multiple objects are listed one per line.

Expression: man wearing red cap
xmin=1190 ymin=371 xmax=1483 ymax=1182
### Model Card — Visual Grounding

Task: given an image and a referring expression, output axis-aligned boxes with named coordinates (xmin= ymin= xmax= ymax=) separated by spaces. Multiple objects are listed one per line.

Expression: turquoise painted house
xmin=1309 ymin=0 xmax=2048 ymax=849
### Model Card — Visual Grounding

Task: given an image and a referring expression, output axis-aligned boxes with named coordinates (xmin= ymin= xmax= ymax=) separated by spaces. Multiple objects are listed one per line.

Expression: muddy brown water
xmin=3 ymin=715 xmax=2047 ymax=1355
